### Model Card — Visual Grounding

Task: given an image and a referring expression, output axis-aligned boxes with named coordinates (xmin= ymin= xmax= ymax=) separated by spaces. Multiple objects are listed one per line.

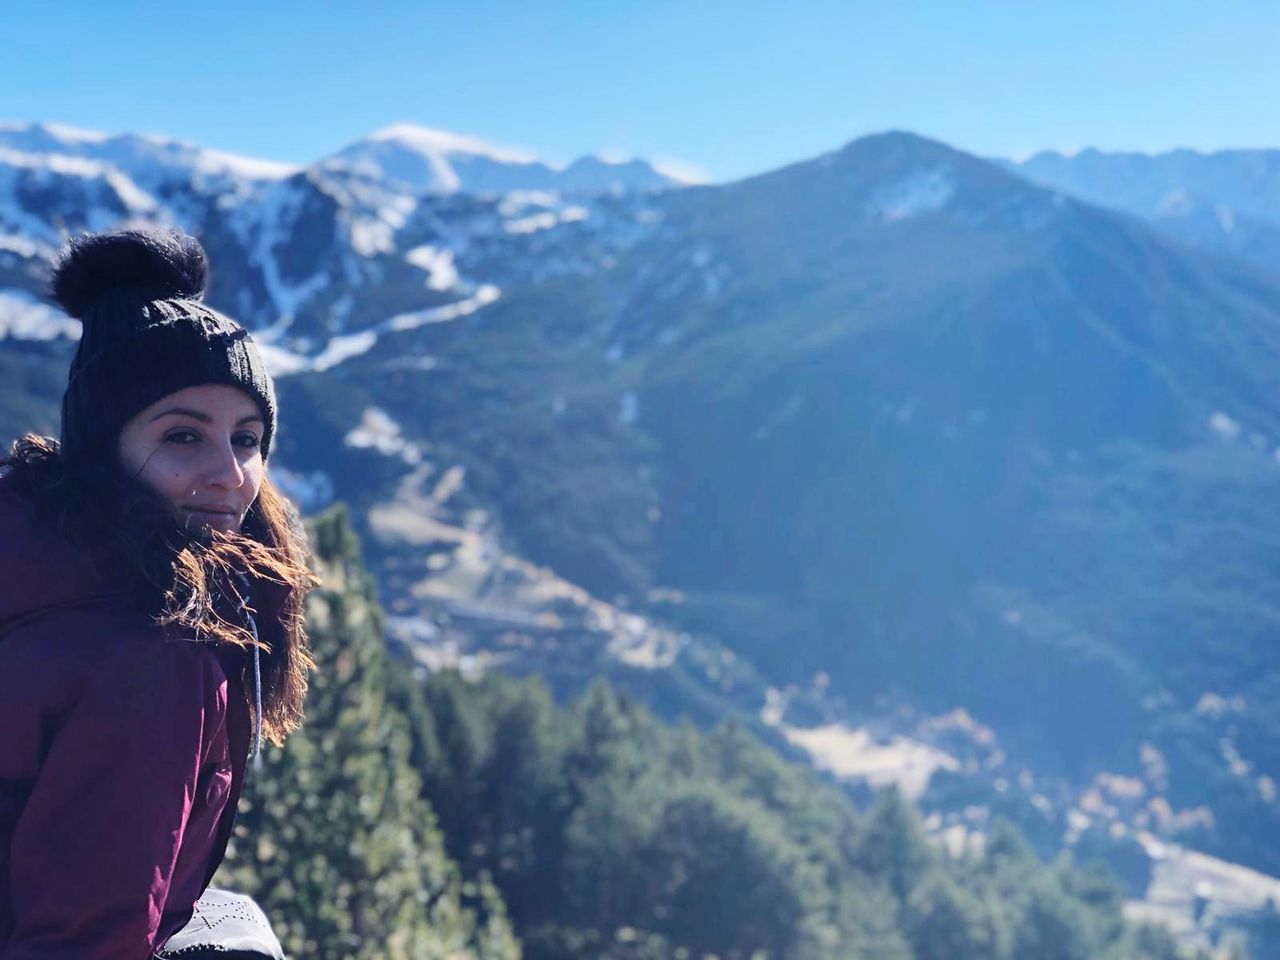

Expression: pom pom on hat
xmin=52 ymin=228 xmax=208 ymax=320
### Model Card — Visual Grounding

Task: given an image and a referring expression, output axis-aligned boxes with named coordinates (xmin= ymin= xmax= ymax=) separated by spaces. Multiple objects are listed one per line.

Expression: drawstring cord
xmin=187 ymin=492 xmax=263 ymax=770
xmin=232 ymin=571 xmax=264 ymax=772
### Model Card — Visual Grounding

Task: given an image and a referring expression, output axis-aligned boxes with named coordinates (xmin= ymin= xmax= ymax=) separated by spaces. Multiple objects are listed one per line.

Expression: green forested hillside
xmin=398 ymin=669 xmax=1212 ymax=960
xmin=214 ymin=506 xmax=520 ymax=960
xmin=218 ymin=506 xmax=1214 ymax=960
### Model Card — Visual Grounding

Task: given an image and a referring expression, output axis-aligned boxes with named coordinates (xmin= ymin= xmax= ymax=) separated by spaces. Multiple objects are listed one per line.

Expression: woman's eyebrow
xmin=149 ymin=407 xmax=264 ymax=426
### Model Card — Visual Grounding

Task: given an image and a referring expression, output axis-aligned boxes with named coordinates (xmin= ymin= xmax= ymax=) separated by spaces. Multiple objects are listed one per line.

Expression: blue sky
xmin=4 ymin=0 xmax=1278 ymax=182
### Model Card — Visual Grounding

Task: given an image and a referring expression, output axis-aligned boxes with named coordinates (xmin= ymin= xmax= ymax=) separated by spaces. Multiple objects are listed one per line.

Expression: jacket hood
xmin=0 ymin=475 xmax=126 ymax=637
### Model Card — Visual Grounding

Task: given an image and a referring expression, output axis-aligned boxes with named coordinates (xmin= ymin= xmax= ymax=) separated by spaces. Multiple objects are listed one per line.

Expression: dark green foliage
xmin=640 ymin=784 xmax=821 ymax=957
xmin=853 ymin=788 xmax=935 ymax=901
xmin=394 ymin=669 xmax=1206 ymax=960
xmin=1070 ymin=823 xmax=1155 ymax=899
xmin=214 ymin=508 xmax=519 ymax=960
xmin=183 ymin=503 xmax=1216 ymax=960
xmin=901 ymin=870 xmax=1012 ymax=960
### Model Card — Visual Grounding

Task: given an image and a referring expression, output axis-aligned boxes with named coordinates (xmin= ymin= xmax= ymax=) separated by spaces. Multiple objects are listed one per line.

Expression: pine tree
xmin=902 ymin=868 xmax=1013 ymax=960
xmin=215 ymin=506 xmax=520 ymax=960
xmin=852 ymin=786 xmax=935 ymax=901
xmin=639 ymin=783 xmax=824 ymax=960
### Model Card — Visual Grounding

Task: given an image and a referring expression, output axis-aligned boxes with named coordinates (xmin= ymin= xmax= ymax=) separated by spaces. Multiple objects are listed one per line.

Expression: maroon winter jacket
xmin=0 ymin=476 xmax=255 ymax=959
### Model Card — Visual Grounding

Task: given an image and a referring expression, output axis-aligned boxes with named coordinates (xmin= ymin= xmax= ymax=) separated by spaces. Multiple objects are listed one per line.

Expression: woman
xmin=0 ymin=228 xmax=318 ymax=958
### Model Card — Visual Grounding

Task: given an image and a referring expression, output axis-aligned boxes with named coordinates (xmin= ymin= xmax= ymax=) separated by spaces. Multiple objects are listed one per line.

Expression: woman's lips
xmin=183 ymin=507 xmax=240 ymax=529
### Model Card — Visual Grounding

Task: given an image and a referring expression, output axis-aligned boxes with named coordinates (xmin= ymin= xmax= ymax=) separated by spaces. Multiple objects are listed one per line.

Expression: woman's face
xmin=117 ymin=384 xmax=266 ymax=535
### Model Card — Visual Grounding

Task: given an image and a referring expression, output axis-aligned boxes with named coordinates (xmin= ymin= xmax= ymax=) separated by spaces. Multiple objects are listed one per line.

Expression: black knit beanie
xmin=52 ymin=228 xmax=276 ymax=472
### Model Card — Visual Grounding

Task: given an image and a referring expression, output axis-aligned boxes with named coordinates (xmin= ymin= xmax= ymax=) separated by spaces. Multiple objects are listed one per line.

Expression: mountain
xmin=0 ymin=120 xmax=678 ymax=347
xmin=0 ymin=121 xmax=296 ymax=183
xmin=323 ymin=123 xmax=684 ymax=195
xmin=1006 ymin=147 xmax=1280 ymax=273
xmin=4 ymin=123 xmax=1280 ymax=952
xmin=268 ymin=130 xmax=1280 ymax=892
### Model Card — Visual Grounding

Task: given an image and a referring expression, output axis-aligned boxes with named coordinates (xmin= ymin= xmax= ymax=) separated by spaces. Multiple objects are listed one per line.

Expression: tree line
xmin=216 ymin=506 xmax=1218 ymax=960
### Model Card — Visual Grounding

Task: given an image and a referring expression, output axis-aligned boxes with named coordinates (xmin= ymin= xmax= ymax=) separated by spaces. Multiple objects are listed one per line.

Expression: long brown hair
xmin=2 ymin=432 xmax=319 ymax=745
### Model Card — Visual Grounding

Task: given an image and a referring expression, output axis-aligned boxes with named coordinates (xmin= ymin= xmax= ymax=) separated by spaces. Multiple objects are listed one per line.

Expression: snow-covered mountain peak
xmin=0 ymin=122 xmax=297 ymax=180
xmin=363 ymin=123 xmax=538 ymax=165
xmin=0 ymin=121 xmax=110 ymax=146
xmin=327 ymin=124 xmax=685 ymax=196
xmin=323 ymin=124 xmax=548 ymax=195
xmin=180 ymin=144 xmax=298 ymax=182
xmin=559 ymin=154 xmax=684 ymax=192
xmin=0 ymin=121 xmax=98 ymax=148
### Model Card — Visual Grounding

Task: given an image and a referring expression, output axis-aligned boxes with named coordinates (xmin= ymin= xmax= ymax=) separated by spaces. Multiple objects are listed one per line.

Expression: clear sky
xmin=4 ymin=0 xmax=1278 ymax=183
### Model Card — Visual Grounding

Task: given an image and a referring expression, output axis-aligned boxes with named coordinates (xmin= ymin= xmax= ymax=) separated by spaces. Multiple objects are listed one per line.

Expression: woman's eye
xmin=235 ymin=434 xmax=261 ymax=449
xmin=166 ymin=430 xmax=199 ymax=444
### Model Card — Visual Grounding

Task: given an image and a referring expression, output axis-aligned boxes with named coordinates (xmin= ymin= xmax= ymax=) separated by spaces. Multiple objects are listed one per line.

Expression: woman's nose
xmin=205 ymin=441 xmax=247 ymax=489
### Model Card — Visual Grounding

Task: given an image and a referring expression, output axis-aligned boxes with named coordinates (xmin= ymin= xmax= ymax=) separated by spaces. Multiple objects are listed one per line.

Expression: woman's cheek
xmin=144 ymin=457 xmax=196 ymax=504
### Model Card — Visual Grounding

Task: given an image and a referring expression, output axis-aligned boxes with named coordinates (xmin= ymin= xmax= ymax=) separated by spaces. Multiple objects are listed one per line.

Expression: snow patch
xmin=499 ymin=191 xmax=560 ymax=214
xmin=102 ymin=168 xmax=158 ymax=212
xmin=346 ymin=190 xmax=418 ymax=257
xmin=1195 ymin=692 xmax=1246 ymax=718
xmin=382 ymin=354 xmax=440 ymax=372
xmin=0 ymin=146 xmax=100 ymax=177
xmin=761 ymin=688 xmax=789 ymax=727
xmin=782 ymin=723 xmax=961 ymax=801
xmin=266 ymin=286 xmax=500 ymax=379
xmin=386 ymin=285 xmax=500 ymax=331
xmin=0 ymin=289 xmax=79 ymax=340
xmin=503 ymin=203 xmax=590 ymax=235
xmin=239 ymin=181 xmax=331 ymax=334
xmin=0 ymin=234 xmax=42 ymax=258
xmin=311 ymin=331 xmax=379 ymax=371
xmin=349 ymin=220 xmax=393 ymax=258
xmin=504 ymin=211 xmax=558 ymax=235
xmin=254 ymin=342 xmax=311 ymax=377
xmin=344 ymin=406 xmax=423 ymax=464
xmin=257 ymin=330 xmax=379 ymax=376
xmin=605 ymin=612 xmax=682 ymax=669
xmin=870 ymin=165 xmax=955 ymax=223
xmin=405 ymin=245 xmax=459 ymax=290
